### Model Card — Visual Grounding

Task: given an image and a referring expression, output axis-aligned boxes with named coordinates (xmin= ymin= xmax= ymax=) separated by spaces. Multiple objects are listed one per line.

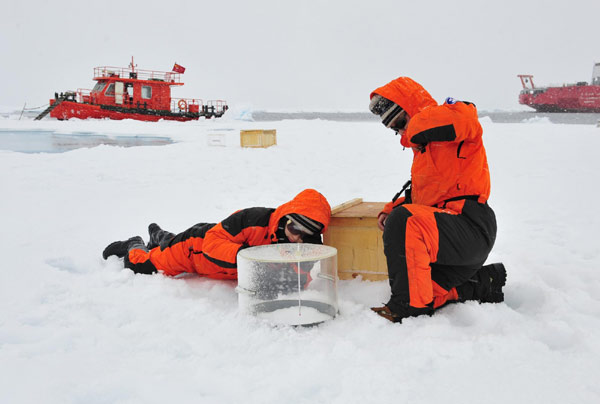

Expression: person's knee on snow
xmin=124 ymin=246 xmax=158 ymax=275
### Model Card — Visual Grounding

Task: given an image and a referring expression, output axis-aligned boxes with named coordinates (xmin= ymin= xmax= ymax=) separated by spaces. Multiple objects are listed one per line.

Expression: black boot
xmin=456 ymin=262 xmax=506 ymax=303
xmin=147 ymin=223 xmax=175 ymax=250
xmin=102 ymin=236 xmax=146 ymax=259
xmin=481 ymin=263 xmax=507 ymax=303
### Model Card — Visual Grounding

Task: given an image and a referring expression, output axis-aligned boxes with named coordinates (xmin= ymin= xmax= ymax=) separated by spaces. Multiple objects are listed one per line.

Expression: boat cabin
xmin=82 ymin=66 xmax=201 ymax=113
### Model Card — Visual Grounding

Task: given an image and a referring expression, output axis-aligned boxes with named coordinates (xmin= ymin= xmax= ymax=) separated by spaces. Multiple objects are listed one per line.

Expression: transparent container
xmin=236 ymin=243 xmax=338 ymax=326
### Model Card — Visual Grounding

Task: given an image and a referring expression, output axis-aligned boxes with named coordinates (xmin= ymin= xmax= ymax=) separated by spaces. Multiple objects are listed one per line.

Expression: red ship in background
xmin=35 ymin=58 xmax=228 ymax=121
xmin=518 ymin=63 xmax=600 ymax=112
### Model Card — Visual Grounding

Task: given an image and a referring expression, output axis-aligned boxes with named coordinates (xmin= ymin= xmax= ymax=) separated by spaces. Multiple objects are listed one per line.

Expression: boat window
xmin=142 ymin=85 xmax=152 ymax=99
xmin=105 ymin=83 xmax=115 ymax=96
xmin=92 ymin=82 xmax=106 ymax=93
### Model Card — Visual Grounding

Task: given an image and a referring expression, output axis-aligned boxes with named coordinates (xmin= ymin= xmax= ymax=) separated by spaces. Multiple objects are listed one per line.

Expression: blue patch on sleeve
xmin=444 ymin=97 xmax=457 ymax=105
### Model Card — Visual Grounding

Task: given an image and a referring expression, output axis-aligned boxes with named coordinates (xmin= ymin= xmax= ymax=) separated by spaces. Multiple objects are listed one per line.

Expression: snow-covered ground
xmin=1 ymin=114 xmax=599 ymax=403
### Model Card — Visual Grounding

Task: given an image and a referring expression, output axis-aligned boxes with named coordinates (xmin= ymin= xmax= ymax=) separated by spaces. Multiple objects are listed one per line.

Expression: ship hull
xmin=49 ymin=101 xmax=223 ymax=122
xmin=519 ymin=85 xmax=600 ymax=112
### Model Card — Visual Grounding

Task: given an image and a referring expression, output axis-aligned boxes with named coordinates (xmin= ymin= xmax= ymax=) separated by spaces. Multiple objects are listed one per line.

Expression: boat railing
xmin=94 ymin=66 xmax=182 ymax=84
xmin=547 ymin=82 xmax=587 ymax=88
xmin=207 ymin=100 xmax=229 ymax=113
xmin=52 ymin=88 xmax=91 ymax=103
xmin=76 ymin=88 xmax=91 ymax=103
xmin=171 ymin=98 xmax=203 ymax=114
xmin=171 ymin=98 xmax=229 ymax=115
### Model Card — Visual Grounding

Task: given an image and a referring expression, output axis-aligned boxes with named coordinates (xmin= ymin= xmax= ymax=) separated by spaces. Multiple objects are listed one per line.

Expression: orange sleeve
xmin=380 ymin=196 xmax=406 ymax=216
xmin=402 ymin=102 xmax=482 ymax=148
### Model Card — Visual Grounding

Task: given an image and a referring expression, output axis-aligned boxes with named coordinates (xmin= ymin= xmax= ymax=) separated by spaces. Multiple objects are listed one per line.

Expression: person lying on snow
xmin=102 ymin=189 xmax=331 ymax=294
xmin=368 ymin=76 xmax=506 ymax=323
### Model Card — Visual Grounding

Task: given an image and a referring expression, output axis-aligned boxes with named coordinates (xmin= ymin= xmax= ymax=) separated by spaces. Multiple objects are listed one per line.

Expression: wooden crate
xmin=323 ymin=198 xmax=389 ymax=281
xmin=240 ymin=129 xmax=277 ymax=148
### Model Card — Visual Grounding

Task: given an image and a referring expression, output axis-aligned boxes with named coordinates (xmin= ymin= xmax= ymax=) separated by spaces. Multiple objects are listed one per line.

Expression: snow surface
xmin=1 ymin=114 xmax=600 ymax=403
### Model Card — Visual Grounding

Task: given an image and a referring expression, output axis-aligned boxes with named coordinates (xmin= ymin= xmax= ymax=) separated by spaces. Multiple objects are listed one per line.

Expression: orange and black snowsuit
xmin=371 ymin=77 xmax=497 ymax=315
xmin=124 ymin=189 xmax=331 ymax=280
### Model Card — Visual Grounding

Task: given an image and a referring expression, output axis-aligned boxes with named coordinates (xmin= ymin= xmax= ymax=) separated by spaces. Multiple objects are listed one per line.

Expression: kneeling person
xmin=368 ymin=76 xmax=506 ymax=323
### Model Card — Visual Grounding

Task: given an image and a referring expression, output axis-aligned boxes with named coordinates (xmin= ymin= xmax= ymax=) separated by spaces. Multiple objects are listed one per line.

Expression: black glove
xmin=372 ymin=302 xmax=433 ymax=323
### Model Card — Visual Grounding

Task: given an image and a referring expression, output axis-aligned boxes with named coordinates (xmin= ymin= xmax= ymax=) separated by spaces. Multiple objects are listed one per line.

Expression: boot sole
xmin=490 ymin=263 xmax=507 ymax=288
xmin=482 ymin=263 xmax=506 ymax=303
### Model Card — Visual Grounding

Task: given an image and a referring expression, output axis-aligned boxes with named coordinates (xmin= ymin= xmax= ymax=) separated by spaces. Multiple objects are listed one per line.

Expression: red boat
xmin=518 ymin=63 xmax=600 ymax=112
xmin=36 ymin=58 xmax=228 ymax=121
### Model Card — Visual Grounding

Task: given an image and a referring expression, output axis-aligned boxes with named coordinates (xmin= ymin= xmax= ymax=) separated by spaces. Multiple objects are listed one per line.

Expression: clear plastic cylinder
xmin=236 ymin=243 xmax=338 ymax=326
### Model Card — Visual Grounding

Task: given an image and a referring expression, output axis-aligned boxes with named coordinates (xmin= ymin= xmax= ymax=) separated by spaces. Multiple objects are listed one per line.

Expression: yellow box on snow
xmin=323 ymin=199 xmax=388 ymax=281
xmin=240 ymin=129 xmax=277 ymax=148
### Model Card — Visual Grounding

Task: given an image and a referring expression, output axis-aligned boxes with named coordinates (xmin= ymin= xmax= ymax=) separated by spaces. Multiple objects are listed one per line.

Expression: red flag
xmin=172 ymin=63 xmax=186 ymax=73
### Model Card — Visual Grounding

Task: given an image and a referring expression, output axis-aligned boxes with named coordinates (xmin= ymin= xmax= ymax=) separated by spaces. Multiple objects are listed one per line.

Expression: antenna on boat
xmin=129 ymin=56 xmax=137 ymax=73
xmin=128 ymin=56 xmax=138 ymax=79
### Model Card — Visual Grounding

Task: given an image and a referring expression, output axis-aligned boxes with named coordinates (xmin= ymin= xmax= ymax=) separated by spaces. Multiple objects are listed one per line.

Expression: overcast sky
xmin=2 ymin=0 xmax=599 ymax=112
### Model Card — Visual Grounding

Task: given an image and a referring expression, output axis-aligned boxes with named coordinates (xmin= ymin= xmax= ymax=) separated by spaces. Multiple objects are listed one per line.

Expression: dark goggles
xmin=286 ymin=220 xmax=311 ymax=238
xmin=387 ymin=110 xmax=408 ymax=133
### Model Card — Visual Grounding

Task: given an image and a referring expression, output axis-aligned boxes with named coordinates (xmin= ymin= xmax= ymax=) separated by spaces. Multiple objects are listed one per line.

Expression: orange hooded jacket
xmin=371 ymin=77 xmax=491 ymax=213
xmin=201 ymin=188 xmax=331 ymax=270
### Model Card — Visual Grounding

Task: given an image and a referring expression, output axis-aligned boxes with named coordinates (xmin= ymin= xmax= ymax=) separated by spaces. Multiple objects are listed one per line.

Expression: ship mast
xmin=518 ymin=74 xmax=535 ymax=89
xmin=129 ymin=56 xmax=137 ymax=74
